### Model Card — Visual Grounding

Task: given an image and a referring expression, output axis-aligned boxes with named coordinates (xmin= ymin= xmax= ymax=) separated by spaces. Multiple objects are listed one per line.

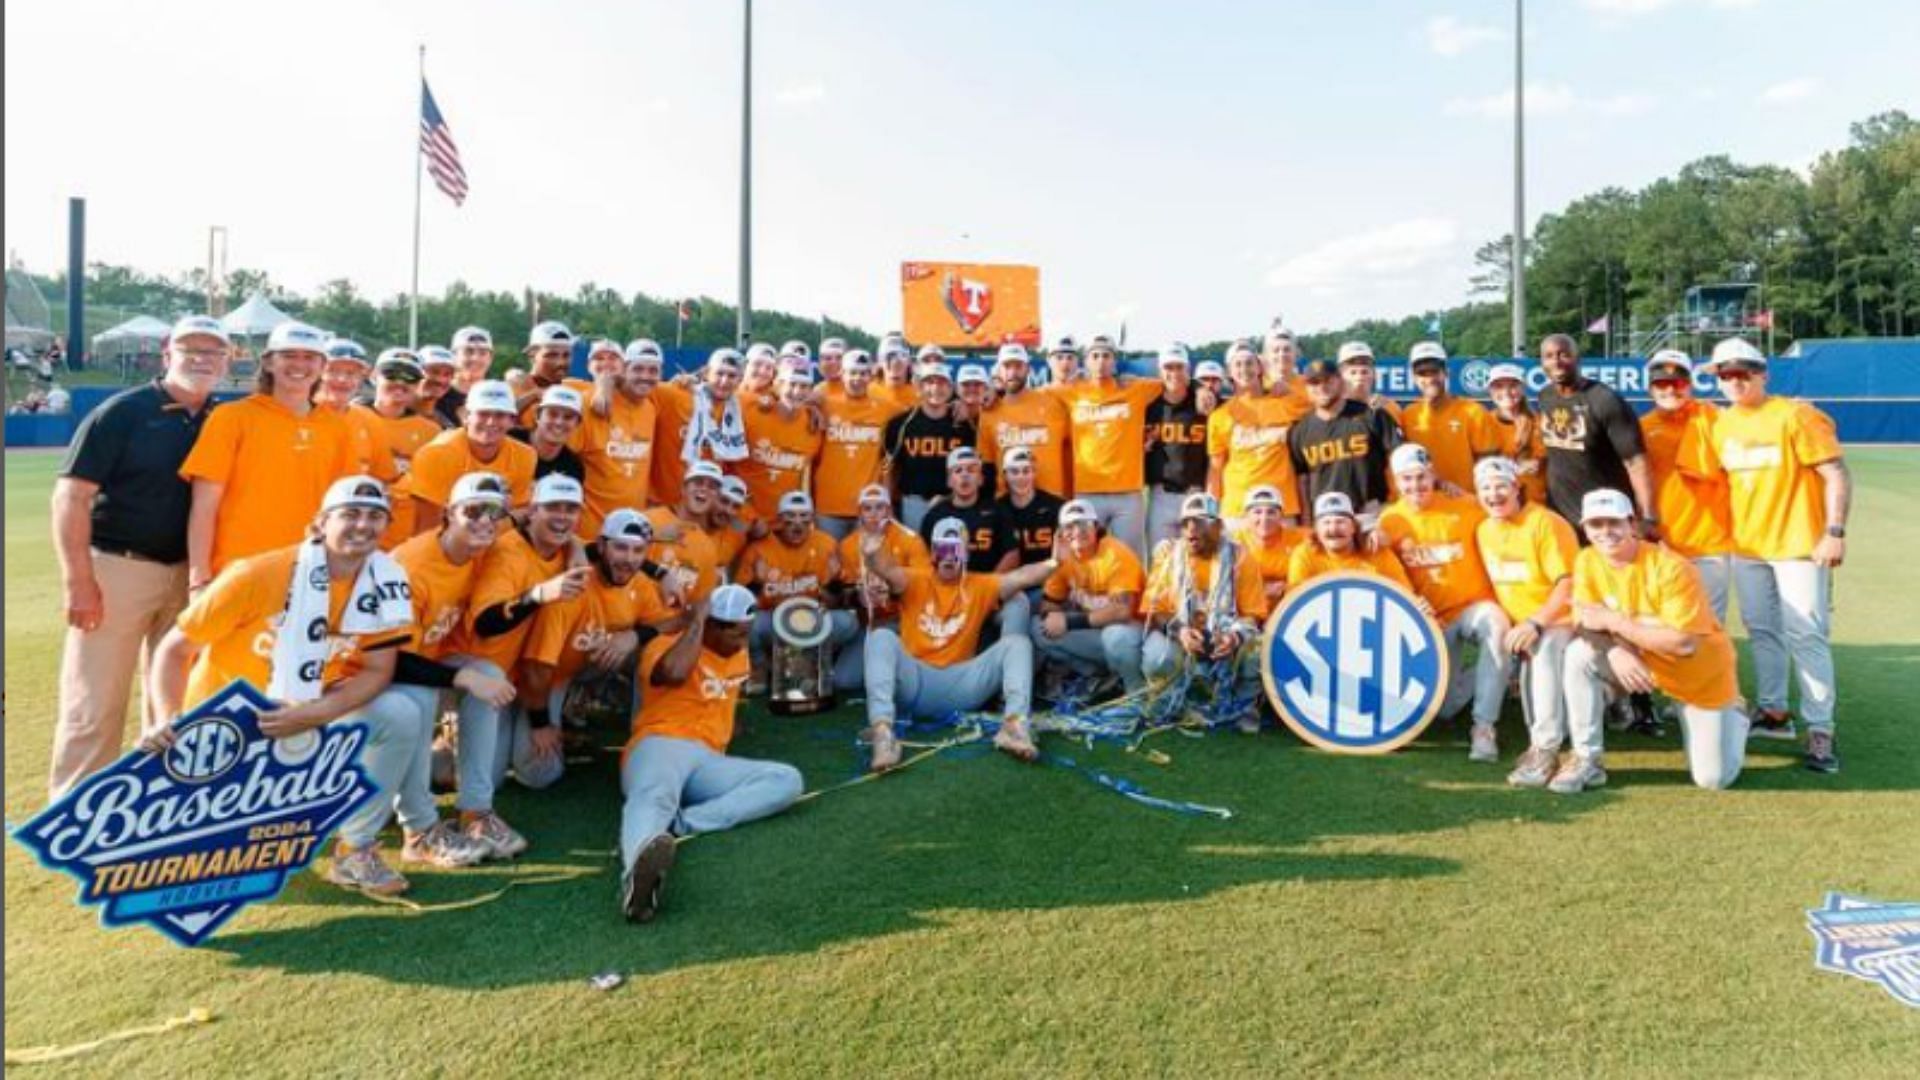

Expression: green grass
xmin=6 ymin=449 xmax=1919 ymax=1076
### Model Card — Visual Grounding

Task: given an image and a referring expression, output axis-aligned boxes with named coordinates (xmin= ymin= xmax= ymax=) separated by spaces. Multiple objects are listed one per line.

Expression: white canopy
xmin=93 ymin=315 xmax=172 ymax=345
xmin=221 ymin=292 xmax=293 ymax=336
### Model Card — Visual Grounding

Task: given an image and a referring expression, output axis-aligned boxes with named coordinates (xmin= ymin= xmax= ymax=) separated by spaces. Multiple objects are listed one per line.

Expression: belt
xmin=92 ymin=544 xmax=181 ymax=566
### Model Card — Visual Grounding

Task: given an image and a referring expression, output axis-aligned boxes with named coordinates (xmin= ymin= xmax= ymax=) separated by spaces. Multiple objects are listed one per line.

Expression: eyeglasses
xmin=456 ymin=503 xmax=507 ymax=522
xmin=1650 ymin=378 xmax=1689 ymax=390
xmin=175 ymin=347 xmax=228 ymax=361
xmin=1716 ymin=371 xmax=1757 ymax=383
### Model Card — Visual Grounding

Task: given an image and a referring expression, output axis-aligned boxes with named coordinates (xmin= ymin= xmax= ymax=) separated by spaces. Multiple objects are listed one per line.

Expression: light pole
xmin=737 ymin=0 xmax=754 ymax=349
xmin=1510 ymin=0 xmax=1528 ymax=359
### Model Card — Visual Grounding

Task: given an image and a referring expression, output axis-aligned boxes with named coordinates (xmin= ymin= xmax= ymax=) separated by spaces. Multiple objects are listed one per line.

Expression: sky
xmin=6 ymin=0 xmax=1915 ymax=345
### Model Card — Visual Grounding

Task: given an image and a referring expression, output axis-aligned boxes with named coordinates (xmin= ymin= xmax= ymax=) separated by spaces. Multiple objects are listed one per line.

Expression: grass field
xmin=5 ymin=449 xmax=1918 ymax=1076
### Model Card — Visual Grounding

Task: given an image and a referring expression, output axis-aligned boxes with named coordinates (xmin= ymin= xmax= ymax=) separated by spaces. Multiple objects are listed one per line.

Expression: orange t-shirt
xmin=708 ymin=512 xmax=757 ymax=575
xmin=1574 ymin=543 xmax=1738 ymax=708
xmin=1708 ymin=396 xmax=1841 ymax=561
xmin=1043 ymin=535 xmax=1145 ymax=612
xmin=335 ymin=403 xmax=398 ymax=482
xmin=577 ymin=390 xmax=657 ymax=535
xmin=364 ymin=406 xmax=443 ymax=547
xmin=736 ymin=529 xmax=841 ymax=608
xmin=393 ymin=529 xmax=483 ymax=661
xmin=898 ymin=568 xmax=1002 ymax=667
xmin=1476 ymin=503 xmax=1578 ymax=625
xmin=1284 ymin=543 xmax=1415 ymax=593
xmin=1401 ymin=397 xmax=1503 ymax=492
xmin=1377 ymin=493 xmax=1495 ymax=623
xmin=626 ymin=633 xmax=749 ymax=758
xmin=1234 ymin=525 xmax=1313 ymax=604
xmin=980 ymin=391 xmax=1072 ymax=497
xmin=644 ymin=507 xmax=719 ymax=606
xmin=176 ymin=545 xmax=411 ymax=709
xmin=649 ymin=383 xmax=744 ymax=507
xmin=443 ymin=528 xmax=568 ymax=677
xmin=1641 ymin=401 xmax=1733 ymax=559
xmin=1061 ymin=379 xmax=1162 ymax=494
xmin=870 ymin=381 xmax=915 ymax=410
xmin=840 ymin=524 xmax=930 ymax=621
xmin=817 ymin=394 xmax=902 ymax=517
xmin=179 ymin=394 xmax=358 ymax=573
xmin=1141 ymin=544 xmax=1269 ymax=621
xmin=524 ymin=569 xmax=673 ymax=684
xmin=1208 ymin=393 xmax=1313 ymax=518
xmin=1492 ymin=412 xmax=1550 ymax=507
xmin=408 ymin=428 xmax=537 ymax=510
xmin=739 ymin=404 xmax=824 ymax=519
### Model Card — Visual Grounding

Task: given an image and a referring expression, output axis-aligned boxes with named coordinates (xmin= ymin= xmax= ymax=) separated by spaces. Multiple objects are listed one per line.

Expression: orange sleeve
xmin=1206 ymin=406 xmax=1232 ymax=458
xmin=1789 ymin=402 xmax=1842 ymax=467
xmin=176 ymin=555 xmax=269 ymax=645
xmin=1655 ymin=552 xmax=1715 ymax=634
xmin=1234 ymin=558 xmax=1268 ymax=618
xmin=1042 ymin=561 xmax=1072 ymax=602
xmin=1572 ymin=549 xmax=1603 ymax=606
xmin=1537 ymin=512 xmax=1577 ymax=583
xmin=522 ymin=596 xmax=580 ymax=667
xmin=1285 ymin=544 xmax=1315 ymax=589
xmin=1112 ymin=547 xmax=1146 ymax=595
xmin=1375 ymin=550 xmax=1415 ymax=591
xmin=364 ymin=413 xmax=399 ymax=482
xmin=409 ymin=441 xmax=457 ymax=507
xmin=468 ymin=544 xmax=532 ymax=631
xmin=179 ymin=401 xmax=243 ymax=484
xmin=637 ymin=632 xmax=675 ymax=687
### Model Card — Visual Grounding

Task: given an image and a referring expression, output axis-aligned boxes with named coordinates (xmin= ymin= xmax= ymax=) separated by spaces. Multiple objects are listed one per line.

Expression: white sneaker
xmin=1469 ymin=726 xmax=1499 ymax=763
xmin=1506 ymin=745 xmax=1558 ymax=788
xmin=1548 ymin=753 xmax=1608 ymax=795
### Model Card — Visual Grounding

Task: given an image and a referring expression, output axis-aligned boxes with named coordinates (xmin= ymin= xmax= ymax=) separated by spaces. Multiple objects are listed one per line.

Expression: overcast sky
xmin=6 ymin=0 xmax=1914 ymax=344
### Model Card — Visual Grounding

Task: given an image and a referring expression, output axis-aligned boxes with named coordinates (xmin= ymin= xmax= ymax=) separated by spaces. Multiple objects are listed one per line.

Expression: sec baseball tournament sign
xmin=11 ymin=680 xmax=376 ymax=946
xmin=1260 ymin=573 xmax=1450 ymax=754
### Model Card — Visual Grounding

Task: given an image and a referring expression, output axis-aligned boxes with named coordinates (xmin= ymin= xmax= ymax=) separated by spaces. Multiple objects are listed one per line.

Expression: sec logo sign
xmin=1260 ymin=573 xmax=1450 ymax=753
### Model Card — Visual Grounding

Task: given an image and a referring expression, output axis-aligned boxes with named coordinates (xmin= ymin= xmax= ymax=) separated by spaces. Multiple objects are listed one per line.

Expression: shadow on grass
xmin=209 ymin=695 xmax=1617 ymax=989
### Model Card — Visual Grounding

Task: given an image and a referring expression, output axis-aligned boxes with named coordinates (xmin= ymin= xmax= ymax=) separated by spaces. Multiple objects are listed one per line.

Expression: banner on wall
xmin=901 ymin=261 xmax=1041 ymax=350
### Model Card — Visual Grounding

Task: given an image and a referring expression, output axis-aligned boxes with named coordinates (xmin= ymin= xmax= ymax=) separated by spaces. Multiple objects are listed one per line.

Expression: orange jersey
xmin=627 ymin=633 xmax=749 ymax=758
xmin=979 ymin=391 xmax=1072 ymax=497
xmin=707 ymin=512 xmax=757 ymax=574
xmin=1234 ymin=525 xmax=1313 ymax=603
xmin=1060 ymin=379 xmax=1162 ymax=494
xmin=336 ymin=403 xmax=398 ymax=482
xmin=1284 ymin=542 xmax=1414 ymax=593
xmin=1491 ymin=412 xmax=1550 ymax=506
xmin=736 ymin=529 xmax=841 ymax=608
xmin=840 ymin=523 xmax=929 ymax=621
xmin=1208 ymin=393 xmax=1313 ymax=518
xmin=1401 ymin=396 xmax=1503 ymax=492
xmin=1043 ymin=535 xmax=1146 ymax=612
xmin=1574 ymin=543 xmax=1738 ymax=708
xmin=739 ymin=404 xmax=823 ymax=520
xmin=1641 ymin=401 xmax=1733 ymax=559
xmin=1142 ymin=544 xmax=1269 ymax=621
xmin=870 ymin=381 xmax=916 ymax=410
xmin=176 ymin=545 xmax=411 ymax=710
xmin=816 ymin=394 xmax=902 ymax=517
xmin=1476 ymin=503 xmax=1578 ymax=625
xmin=898 ymin=568 xmax=1002 ymax=667
xmin=645 ymin=507 xmax=719 ymax=605
xmin=443 ymin=528 xmax=568 ymax=678
xmin=577 ymin=390 xmax=657 ymax=534
xmin=179 ymin=394 xmax=358 ymax=573
xmin=525 ymin=569 xmax=673 ymax=684
xmin=649 ymin=383 xmax=746 ymax=507
xmin=408 ymin=429 xmax=537 ymax=510
xmin=1708 ymin=397 xmax=1841 ymax=561
xmin=1377 ymin=493 xmax=1495 ymax=623
xmin=364 ymin=407 xmax=443 ymax=547
xmin=392 ymin=530 xmax=483 ymax=661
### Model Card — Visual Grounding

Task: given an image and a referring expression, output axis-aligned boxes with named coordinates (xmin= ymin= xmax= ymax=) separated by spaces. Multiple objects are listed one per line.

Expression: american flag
xmin=420 ymin=80 xmax=468 ymax=206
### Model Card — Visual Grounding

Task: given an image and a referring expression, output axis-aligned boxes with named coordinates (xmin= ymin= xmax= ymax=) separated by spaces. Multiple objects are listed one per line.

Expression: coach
xmin=1534 ymin=334 xmax=1656 ymax=534
xmin=48 ymin=316 xmax=229 ymax=798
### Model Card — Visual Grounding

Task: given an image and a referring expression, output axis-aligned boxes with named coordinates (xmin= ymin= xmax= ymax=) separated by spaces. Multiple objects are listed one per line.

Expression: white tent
xmin=92 ymin=314 xmax=172 ymax=348
xmin=221 ymin=293 xmax=293 ymax=336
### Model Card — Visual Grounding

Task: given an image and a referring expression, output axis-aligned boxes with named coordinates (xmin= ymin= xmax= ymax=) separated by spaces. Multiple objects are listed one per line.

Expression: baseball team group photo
xmin=5 ymin=1 xmax=1918 ymax=1075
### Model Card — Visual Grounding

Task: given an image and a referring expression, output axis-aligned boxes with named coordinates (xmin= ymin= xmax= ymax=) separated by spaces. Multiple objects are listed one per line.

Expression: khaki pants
xmin=50 ymin=552 xmax=189 ymax=799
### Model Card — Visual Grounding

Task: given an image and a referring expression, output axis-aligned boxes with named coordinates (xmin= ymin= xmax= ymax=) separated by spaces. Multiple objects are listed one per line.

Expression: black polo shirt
xmin=997 ymin=489 xmax=1065 ymax=565
xmin=918 ymin=495 xmax=1015 ymax=573
xmin=1537 ymin=377 xmax=1645 ymax=525
xmin=1146 ymin=392 xmax=1209 ymax=492
xmin=1289 ymin=399 xmax=1402 ymax=509
xmin=59 ymin=380 xmax=217 ymax=564
xmin=883 ymin=407 xmax=976 ymax=500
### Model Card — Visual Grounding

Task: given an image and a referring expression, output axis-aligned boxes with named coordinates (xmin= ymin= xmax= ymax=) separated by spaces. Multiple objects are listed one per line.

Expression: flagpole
xmin=410 ymin=44 xmax=425 ymax=350
xmin=736 ymin=0 xmax=754 ymax=349
xmin=1510 ymin=0 xmax=1528 ymax=359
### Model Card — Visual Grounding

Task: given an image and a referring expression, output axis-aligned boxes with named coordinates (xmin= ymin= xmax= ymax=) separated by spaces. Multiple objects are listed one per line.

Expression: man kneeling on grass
xmin=620 ymin=585 xmax=804 ymax=923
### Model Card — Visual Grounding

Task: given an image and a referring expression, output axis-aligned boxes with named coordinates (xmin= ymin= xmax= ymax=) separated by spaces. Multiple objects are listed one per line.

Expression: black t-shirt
xmin=883 ymin=407 xmax=976 ymax=500
xmin=918 ymin=495 xmax=1013 ymax=573
xmin=509 ymin=428 xmax=586 ymax=483
xmin=1537 ymin=378 xmax=1645 ymax=524
xmin=1146 ymin=393 xmax=1209 ymax=492
xmin=1289 ymin=399 xmax=1401 ymax=509
xmin=59 ymin=380 xmax=216 ymax=564
xmin=433 ymin=387 xmax=466 ymax=429
xmin=997 ymin=489 xmax=1066 ymax=566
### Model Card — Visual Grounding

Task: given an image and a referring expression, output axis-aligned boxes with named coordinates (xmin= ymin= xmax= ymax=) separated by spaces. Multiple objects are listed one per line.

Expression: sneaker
xmin=1469 ymin=726 xmax=1499 ymax=763
xmin=1626 ymin=693 xmax=1665 ymax=737
xmin=1604 ymin=699 xmax=1637 ymax=732
xmin=429 ymin=731 xmax=458 ymax=793
xmin=1748 ymin=708 xmax=1797 ymax=741
xmin=1506 ymin=745 xmax=1559 ymax=788
xmin=867 ymin=723 xmax=902 ymax=772
xmin=1548 ymin=753 xmax=1608 ymax=795
xmin=461 ymin=811 xmax=529 ymax=860
xmin=1036 ymin=665 xmax=1070 ymax=705
xmin=326 ymin=844 xmax=409 ymax=896
xmin=1236 ymin=710 xmax=1263 ymax=736
xmin=620 ymin=833 xmax=676 ymax=924
xmin=993 ymin=716 xmax=1039 ymax=761
xmin=1803 ymin=730 xmax=1839 ymax=774
xmin=402 ymin=819 xmax=489 ymax=868
xmin=743 ymin=673 xmax=769 ymax=697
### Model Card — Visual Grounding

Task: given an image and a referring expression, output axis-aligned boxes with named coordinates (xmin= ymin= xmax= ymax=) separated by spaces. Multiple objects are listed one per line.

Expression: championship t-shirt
xmin=1573 ymin=543 xmax=1738 ymax=708
xmin=997 ymin=490 xmax=1065 ymax=566
xmin=1401 ymin=396 xmax=1503 ymax=492
xmin=1288 ymin=399 xmax=1401 ymax=510
xmin=978 ymin=391 xmax=1071 ymax=498
xmin=408 ymin=428 xmax=537 ymax=510
xmin=918 ymin=497 xmax=1014 ymax=574
xmin=628 ymin=633 xmax=749 ymax=758
xmin=736 ymin=529 xmax=840 ymax=608
xmin=1475 ymin=503 xmax=1578 ymax=625
xmin=897 ymin=568 xmax=1002 ymax=667
xmin=1061 ymin=379 xmax=1162 ymax=495
xmin=1284 ymin=543 xmax=1414 ymax=593
xmin=576 ymin=391 xmax=656 ymax=534
xmin=1208 ymin=393 xmax=1313 ymax=518
xmin=393 ymin=529 xmax=482 ymax=661
xmin=1708 ymin=396 xmax=1842 ymax=562
xmin=1377 ymin=493 xmax=1495 ymax=623
xmin=882 ymin=407 xmax=975 ymax=500
xmin=1641 ymin=400 xmax=1733 ymax=559
xmin=1146 ymin=392 xmax=1210 ymax=493
xmin=443 ymin=527 xmax=568 ymax=677
xmin=1043 ymin=535 xmax=1145 ymax=612
xmin=524 ymin=568 xmax=673 ymax=683
xmin=739 ymin=404 xmax=824 ymax=520
xmin=817 ymin=394 xmax=902 ymax=517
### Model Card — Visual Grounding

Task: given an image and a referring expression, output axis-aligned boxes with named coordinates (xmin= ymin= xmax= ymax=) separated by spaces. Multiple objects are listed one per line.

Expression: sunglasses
xmin=457 ymin=502 xmax=508 ymax=522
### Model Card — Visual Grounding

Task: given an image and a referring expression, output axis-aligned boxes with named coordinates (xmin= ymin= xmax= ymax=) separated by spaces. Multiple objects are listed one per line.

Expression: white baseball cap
xmin=171 ymin=315 xmax=230 ymax=346
xmin=449 ymin=470 xmax=509 ymax=507
xmin=776 ymin=362 xmax=815 ymax=385
xmin=929 ymin=517 xmax=968 ymax=546
xmin=538 ymin=385 xmax=584 ymax=414
xmin=719 ymin=476 xmax=750 ymax=505
xmin=1336 ymin=341 xmax=1376 ymax=365
xmin=1224 ymin=340 xmax=1258 ymax=363
xmin=915 ymin=362 xmax=952 ymax=383
xmin=878 ymin=340 xmax=911 ymax=363
xmin=1058 ymin=499 xmax=1098 ymax=527
xmin=842 ymin=349 xmax=874 ymax=371
xmin=418 ymin=346 xmax=459 ymax=370
xmin=326 ymin=338 xmax=369 ymax=365
xmin=857 ymin=483 xmax=891 ymax=506
xmin=1313 ymin=491 xmax=1357 ymax=520
xmin=1195 ymin=360 xmax=1227 ymax=380
xmin=625 ymin=338 xmax=664 ymax=364
xmin=686 ymin=461 xmax=726 ymax=484
xmin=527 ymin=321 xmax=574 ymax=350
xmin=1474 ymin=456 xmax=1519 ymax=487
xmin=1389 ymin=443 xmax=1435 ymax=476
xmin=1048 ymin=335 xmax=1080 ymax=356
xmin=916 ymin=344 xmax=947 ymax=362
xmin=1709 ymin=338 xmax=1766 ymax=371
xmin=452 ymin=326 xmax=492 ymax=350
xmin=1002 ymin=447 xmax=1035 ymax=469
xmin=1486 ymin=363 xmax=1527 ymax=387
xmin=1243 ymin=485 xmax=1283 ymax=512
xmin=1180 ymin=492 xmax=1221 ymax=521
xmin=375 ymin=350 xmax=424 ymax=381
xmin=745 ymin=343 xmax=778 ymax=364
xmin=1158 ymin=344 xmax=1191 ymax=369
xmin=956 ymin=364 xmax=990 ymax=386
xmin=532 ymin=474 xmax=584 ymax=506
xmin=946 ymin=446 xmax=982 ymax=470
xmin=995 ymin=343 xmax=1031 ymax=366
xmin=780 ymin=340 xmax=812 ymax=361
xmin=600 ymin=507 xmax=656 ymax=543
xmin=587 ymin=338 xmax=623 ymax=360
xmin=265 ymin=321 xmax=330 ymax=356
xmin=708 ymin=583 xmax=758 ymax=623
xmin=321 ymin=475 xmax=391 ymax=514
xmin=777 ymin=491 xmax=815 ymax=516
xmin=707 ymin=347 xmax=743 ymax=371
xmin=466 ymin=380 xmax=517 ymax=415
xmin=819 ymin=337 xmax=847 ymax=356
xmin=1646 ymin=350 xmax=1694 ymax=380
xmin=1409 ymin=341 xmax=1449 ymax=367
xmin=1580 ymin=488 xmax=1636 ymax=524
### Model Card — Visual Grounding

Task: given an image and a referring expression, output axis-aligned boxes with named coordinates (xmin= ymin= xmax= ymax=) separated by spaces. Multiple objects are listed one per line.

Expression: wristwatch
xmin=1826 ymin=525 xmax=1847 ymax=539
